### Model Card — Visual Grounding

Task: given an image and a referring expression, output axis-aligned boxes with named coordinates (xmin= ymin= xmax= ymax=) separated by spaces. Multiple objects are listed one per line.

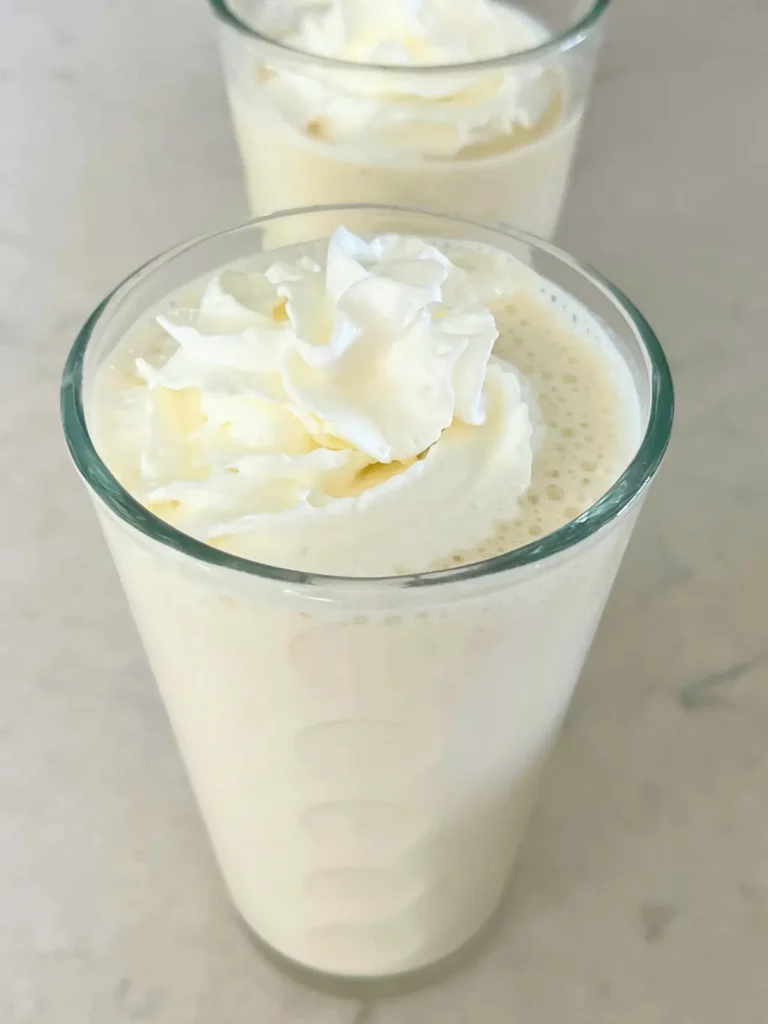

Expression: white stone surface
xmin=1 ymin=0 xmax=768 ymax=1020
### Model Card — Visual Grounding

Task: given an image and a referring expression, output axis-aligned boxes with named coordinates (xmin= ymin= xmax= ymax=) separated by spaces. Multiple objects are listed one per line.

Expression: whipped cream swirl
xmin=133 ymin=229 xmax=535 ymax=576
xmin=255 ymin=0 xmax=555 ymax=158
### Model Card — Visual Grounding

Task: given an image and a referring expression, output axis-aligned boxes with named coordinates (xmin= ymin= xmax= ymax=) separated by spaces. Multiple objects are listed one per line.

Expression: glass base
xmin=233 ymin=891 xmax=511 ymax=997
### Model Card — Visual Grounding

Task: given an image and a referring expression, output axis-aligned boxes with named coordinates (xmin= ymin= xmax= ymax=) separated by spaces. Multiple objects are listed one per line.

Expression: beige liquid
xmin=440 ymin=289 xmax=631 ymax=567
xmin=228 ymin=86 xmax=582 ymax=240
xmin=219 ymin=0 xmax=587 ymax=239
xmin=88 ymin=241 xmax=642 ymax=977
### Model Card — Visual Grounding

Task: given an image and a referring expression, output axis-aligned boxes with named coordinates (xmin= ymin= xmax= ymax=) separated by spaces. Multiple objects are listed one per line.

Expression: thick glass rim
xmin=61 ymin=203 xmax=673 ymax=592
xmin=207 ymin=0 xmax=612 ymax=74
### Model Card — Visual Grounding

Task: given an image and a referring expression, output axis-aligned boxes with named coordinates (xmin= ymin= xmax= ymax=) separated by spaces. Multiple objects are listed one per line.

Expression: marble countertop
xmin=2 ymin=0 xmax=767 ymax=1020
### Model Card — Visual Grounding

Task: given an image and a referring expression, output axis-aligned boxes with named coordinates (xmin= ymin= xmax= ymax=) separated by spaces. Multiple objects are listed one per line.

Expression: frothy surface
xmin=92 ymin=235 xmax=640 ymax=576
xmin=440 ymin=286 xmax=637 ymax=568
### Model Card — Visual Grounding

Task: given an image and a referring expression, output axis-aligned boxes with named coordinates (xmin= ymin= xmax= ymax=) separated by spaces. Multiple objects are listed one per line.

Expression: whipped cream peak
xmin=254 ymin=0 xmax=556 ymax=158
xmin=296 ymin=0 xmax=505 ymax=65
xmin=132 ymin=229 xmax=536 ymax=575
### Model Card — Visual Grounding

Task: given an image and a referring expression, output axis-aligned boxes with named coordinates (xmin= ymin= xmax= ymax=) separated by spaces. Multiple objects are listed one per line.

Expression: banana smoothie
xmin=213 ymin=0 xmax=608 ymax=236
xmin=63 ymin=209 xmax=672 ymax=979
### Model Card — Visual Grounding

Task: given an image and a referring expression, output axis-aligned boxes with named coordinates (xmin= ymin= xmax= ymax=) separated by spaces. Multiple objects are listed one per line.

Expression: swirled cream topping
xmin=107 ymin=229 xmax=538 ymax=576
xmin=254 ymin=0 xmax=556 ymax=158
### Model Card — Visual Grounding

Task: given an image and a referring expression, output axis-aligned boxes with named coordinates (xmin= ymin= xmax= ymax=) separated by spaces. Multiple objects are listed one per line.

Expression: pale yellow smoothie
xmin=83 ymin=226 xmax=644 ymax=976
xmin=215 ymin=0 xmax=602 ymax=236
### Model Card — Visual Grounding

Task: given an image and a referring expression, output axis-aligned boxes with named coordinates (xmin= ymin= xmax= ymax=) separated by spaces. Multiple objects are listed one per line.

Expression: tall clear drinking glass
xmin=61 ymin=205 xmax=672 ymax=981
xmin=209 ymin=1 xmax=612 ymax=237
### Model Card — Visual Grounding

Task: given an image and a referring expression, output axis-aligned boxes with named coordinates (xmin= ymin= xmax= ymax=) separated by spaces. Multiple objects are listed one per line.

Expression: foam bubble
xmin=429 ymin=279 xmax=640 ymax=570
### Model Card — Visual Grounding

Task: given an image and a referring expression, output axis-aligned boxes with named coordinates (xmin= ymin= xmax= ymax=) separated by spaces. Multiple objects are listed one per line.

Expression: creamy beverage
xmin=62 ymin=209 xmax=672 ymax=980
xmin=213 ymin=0 xmax=605 ymax=237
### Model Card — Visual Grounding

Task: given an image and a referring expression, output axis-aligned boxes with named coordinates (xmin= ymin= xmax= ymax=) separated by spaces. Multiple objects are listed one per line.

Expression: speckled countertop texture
xmin=1 ymin=0 xmax=767 ymax=1020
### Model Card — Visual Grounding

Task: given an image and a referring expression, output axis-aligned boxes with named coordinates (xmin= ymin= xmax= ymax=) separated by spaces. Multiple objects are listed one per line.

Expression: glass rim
xmin=207 ymin=0 xmax=612 ymax=74
xmin=61 ymin=203 xmax=673 ymax=592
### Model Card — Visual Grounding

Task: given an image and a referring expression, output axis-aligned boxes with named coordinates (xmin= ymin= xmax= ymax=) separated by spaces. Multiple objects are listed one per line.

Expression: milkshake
xmin=211 ymin=0 xmax=610 ymax=237
xmin=61 ymin=206 xmax=673 ymax=979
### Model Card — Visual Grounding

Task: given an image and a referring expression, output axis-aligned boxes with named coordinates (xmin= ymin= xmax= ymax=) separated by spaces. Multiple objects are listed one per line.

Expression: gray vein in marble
xmin=639 ymin=902 xmax=679 ymax=944
xmin=352 ymin=1002 xmax=378 ymax=1024
xmin=679 ymin=656 xmax=766 ymax=711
